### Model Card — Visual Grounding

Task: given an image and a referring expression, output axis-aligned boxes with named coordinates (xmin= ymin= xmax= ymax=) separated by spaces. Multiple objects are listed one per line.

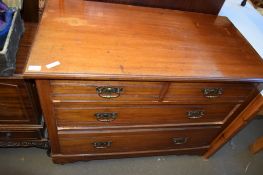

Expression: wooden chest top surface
xmin=24 ymin=0 xmax=263 ymax=82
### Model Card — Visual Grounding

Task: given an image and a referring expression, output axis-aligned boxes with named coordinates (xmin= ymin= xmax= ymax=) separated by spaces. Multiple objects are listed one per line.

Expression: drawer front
xmin=51 ymin=80 xmax=163 ymax=102
xmin=55 ymin=103 xmax=240 ymax=127
xmin=58 ymin=127 xmax=220 ymax=154
xmin=0 ymin=130 xmax=41 ymax=140
xmin=50 ymin=81 xmax=255 ymax=104
xmin=164 ymin=83 xmax=255 ymax=103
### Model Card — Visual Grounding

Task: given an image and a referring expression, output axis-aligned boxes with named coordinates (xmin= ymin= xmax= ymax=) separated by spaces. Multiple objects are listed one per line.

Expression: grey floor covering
xmin=0 ymin=118 xmax=263 ymax=175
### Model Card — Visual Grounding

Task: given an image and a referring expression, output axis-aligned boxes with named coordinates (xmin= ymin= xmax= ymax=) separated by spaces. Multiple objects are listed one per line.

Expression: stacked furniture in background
xmin=0 ymin=0 xmax=48 ymax=149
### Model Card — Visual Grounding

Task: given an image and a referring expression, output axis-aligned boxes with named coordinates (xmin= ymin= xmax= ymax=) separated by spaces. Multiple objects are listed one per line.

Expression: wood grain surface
xmin=54 ymin=103 xmax=239 ymax=127
xmin=58 ymin=127 xmax=221 ymax=154
xmin=16 ymin=23 xmax=38 ymax=75
xmin=25 ymin=0 xmax=263 ymax=82
xmin=0 ymin=79 xmax=41 ymax=124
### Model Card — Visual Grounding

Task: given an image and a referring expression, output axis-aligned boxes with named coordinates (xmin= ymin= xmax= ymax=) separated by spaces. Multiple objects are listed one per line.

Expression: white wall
xmin=219 ymin=0 xmax=263 ymax=59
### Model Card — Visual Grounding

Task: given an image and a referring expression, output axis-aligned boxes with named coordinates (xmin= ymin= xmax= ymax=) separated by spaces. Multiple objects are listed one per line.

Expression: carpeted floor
xmin=0 ymin=118 xmax=263 ymax=175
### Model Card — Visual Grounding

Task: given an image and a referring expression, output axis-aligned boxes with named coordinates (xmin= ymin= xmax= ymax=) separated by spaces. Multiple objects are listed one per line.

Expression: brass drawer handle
xmin=187 ymin=110 xmax=205 ymax=119
xmin=92 ymin=141 xmax=112 ymax=149
xmin=202 ymin=88 xmax=223 ymax=98
xmin=96 ymin=86 xmax=123 ymax=99
xmin=95 ymin=112 xmax=118 ymax=122
xmin=172 ymin=137 xmax=188 ymax=145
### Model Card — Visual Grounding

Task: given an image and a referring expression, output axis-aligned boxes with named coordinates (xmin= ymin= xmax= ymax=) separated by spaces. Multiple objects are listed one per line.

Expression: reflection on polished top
xmin=24 ymin=0 xmax=263 ymax=81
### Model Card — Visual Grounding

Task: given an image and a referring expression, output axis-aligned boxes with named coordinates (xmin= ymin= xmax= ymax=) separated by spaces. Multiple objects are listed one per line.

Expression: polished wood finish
xmin=51 ymin=80 xmax=163 ymax=102
xmin=54 ymin=104 xmax=239 ymax=128
xmin=36 ymin=80 xmax=60 ymax=153
xmin=87 ymin=0 xmax=225 ymax=15
xmin=38 ymin=79 xmax=258 ymax=163
xmin=164 ymin=82 xmax=255 ymax=103
xmin=58 ymin=127 xmax=221 ymax=154
xmin=204 ymin=93 xmax=263 ymax=158
xmin=0 ymin=79 xmax=40 ymax=124
xmin=24 ymin=0 xmax=263 ymax=81
xmin=26 ymin=0 xmax=263 ymax=163
xmin=15 ymin=23 xmax=38 ymax=75
xmin=50 ymin=80 xmax=255 ymax=104
xmin=250 ymin=136 xmax=263 ymax=154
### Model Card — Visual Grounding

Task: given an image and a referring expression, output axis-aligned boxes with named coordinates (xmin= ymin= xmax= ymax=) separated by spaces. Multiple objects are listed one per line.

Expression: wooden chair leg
xmin=250 ymin=136 xmax=263 ymax=154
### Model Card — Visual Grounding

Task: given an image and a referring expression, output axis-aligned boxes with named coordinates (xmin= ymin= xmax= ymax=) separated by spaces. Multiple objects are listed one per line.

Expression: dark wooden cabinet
xmin=0 ymin=78 xmax=47 ymax=148
xmin=0 ymin=1 xmax=48 ymax=149
xmin=0 ymin=48 xmax=47 ymax=149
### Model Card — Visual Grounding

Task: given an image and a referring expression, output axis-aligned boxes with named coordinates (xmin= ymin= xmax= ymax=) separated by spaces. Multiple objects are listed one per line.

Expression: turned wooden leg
xmin=250 ymin=136 xmax=263 ymax=154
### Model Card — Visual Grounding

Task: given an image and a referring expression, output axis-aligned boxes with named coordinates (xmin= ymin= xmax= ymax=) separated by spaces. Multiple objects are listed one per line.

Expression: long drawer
xmin=50 ymin=80 xmax=255 ymax=104
xmin=58 ymin=127 xmax=220 ymax=154
xmin=54 ymin=103 xmax=240 ymax=127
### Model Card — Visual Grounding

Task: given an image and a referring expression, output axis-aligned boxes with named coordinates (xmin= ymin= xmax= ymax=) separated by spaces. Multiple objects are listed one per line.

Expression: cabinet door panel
xmin=0 ymin=80 xmax=40 ymax=124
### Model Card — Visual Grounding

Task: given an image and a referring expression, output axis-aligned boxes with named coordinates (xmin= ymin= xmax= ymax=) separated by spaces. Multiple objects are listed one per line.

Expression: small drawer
xmin=58 ymin=127 xmax=220 ymax=154
xmin=0 ymin=130 xmax=41 ymax=140
xmin=50 ymin=80 xmax=163 ymax=103
xmin=164 ymin=83 xmax=255 ymax=103
xmin=54 ymin=103 xmax=240 ymax=127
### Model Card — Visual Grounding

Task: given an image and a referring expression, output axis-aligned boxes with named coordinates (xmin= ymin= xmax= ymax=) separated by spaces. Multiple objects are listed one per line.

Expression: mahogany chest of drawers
xmin=35 ymin=79 xmax=259 ymax=163
xmin=24 ymin=0 xmax=263 ymax=163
